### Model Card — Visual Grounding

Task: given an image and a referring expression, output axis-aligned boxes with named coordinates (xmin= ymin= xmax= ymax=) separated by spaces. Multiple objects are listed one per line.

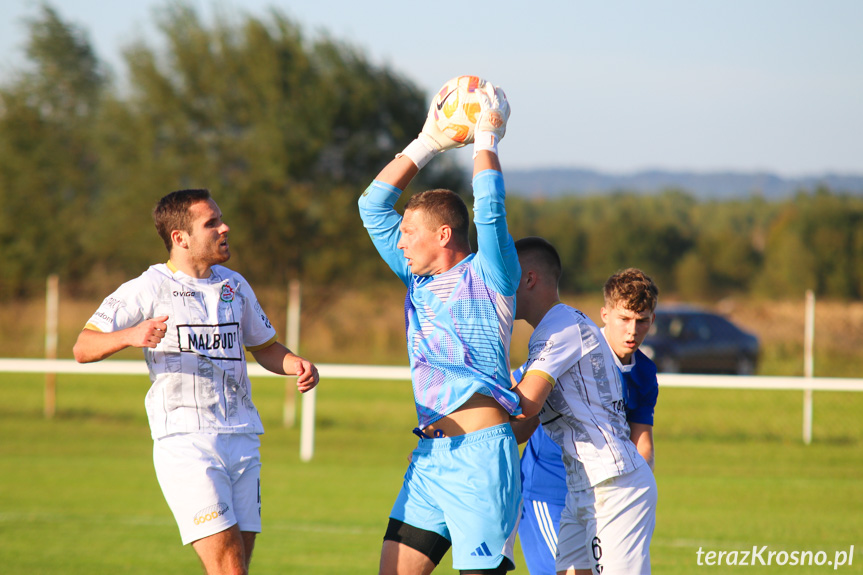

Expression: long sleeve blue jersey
xmin=359 ymin=169 xmax=522 ymax=429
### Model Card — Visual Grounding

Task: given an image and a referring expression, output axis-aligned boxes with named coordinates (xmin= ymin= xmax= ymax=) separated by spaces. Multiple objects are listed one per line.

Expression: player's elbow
xmin=72 ymin=345 xmax=89 ymax=363
xmin=72 ymin=342 xmax=92 ymax=363
xmin=518 ymin=398 xmax=544 ymax=419
xmin=514 ymin=376 xmax=553 ymax=419
xmin=72 ymin=330 xmax=100 ymax=363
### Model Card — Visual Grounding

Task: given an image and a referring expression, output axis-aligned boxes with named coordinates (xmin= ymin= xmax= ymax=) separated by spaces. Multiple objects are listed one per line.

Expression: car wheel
xmin=736 ymin=356 xmax=755 ymax=376
xmin=659 ymin=357 xmax=680 ymax=373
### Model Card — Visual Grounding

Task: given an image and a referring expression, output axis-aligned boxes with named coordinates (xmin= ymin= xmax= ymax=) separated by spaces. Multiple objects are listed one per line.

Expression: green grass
xmin=1 ymin=375 xmax=862 ymax=574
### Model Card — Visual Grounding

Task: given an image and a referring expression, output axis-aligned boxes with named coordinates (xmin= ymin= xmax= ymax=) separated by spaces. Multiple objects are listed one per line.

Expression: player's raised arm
xmin=473 ymin=82 xmax=510 ymax=176
xmin=376 ymin=76 xmax=484 ymax=189
xmin=470 ymin=82 xmax=519 ymax=293
xmin=360 ymin=77 xmax=489 ymax=283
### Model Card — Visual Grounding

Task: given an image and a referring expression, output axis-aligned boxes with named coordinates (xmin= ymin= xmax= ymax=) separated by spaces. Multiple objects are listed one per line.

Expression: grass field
xmin=1 ymin=372 xmax=861 ymax=574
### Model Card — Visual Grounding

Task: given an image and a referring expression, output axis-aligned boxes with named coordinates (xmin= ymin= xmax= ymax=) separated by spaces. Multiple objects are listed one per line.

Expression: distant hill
xmin=502 ymin=168 xmax=863 ymax=200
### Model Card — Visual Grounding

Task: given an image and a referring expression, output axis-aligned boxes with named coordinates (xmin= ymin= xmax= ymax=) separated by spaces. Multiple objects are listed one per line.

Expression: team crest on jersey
xmin=220 ymin=283 xmax=235 ymax=302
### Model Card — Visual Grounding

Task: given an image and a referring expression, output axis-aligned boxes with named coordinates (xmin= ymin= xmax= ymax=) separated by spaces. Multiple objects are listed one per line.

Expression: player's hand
xmin=129 ymin=315 xmax=169 ymax=349
xmin=476 ymin=83 xmax=510 ymax=141
xmin=419 ymin=95 xmax=470 ymax=153
xmin=399 ymin=77 xmax=489 ymax=169
xmin=294 ymin=358 xmax=319 ymax=393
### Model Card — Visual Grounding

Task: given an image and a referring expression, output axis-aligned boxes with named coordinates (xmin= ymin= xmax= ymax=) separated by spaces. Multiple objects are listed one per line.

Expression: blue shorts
xmin=518 ymin=496 xmax=564 ymax=575
xmin=390 ymin=423 xmax=521 ymax=571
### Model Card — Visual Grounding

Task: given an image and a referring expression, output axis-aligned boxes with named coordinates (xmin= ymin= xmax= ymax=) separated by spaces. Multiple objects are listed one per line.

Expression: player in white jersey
xmin=517 ymin=268 xmax=660 ymax=574
xmin=73 ymin=189 xmax=319 ymax=575
xmin=359 ymin=79 xmax=522 ymax=575
xmin=511 ymin=237 xmax=657 ymax=575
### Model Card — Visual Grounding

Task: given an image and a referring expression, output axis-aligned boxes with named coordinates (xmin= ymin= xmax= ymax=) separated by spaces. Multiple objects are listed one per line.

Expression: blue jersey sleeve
xmin=471 ymin=169 xmax=521 ymax=296
xmin=623 ymin=349 xmax=659 ymax=426
xmin=358 ymin=181 xmax=410 ymax=286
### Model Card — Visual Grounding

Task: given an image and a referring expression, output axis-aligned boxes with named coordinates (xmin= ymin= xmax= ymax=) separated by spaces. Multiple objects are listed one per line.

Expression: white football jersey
xmin=524 ymin=303 xmax=644 ymax=491
xmin=84 ymin=263 xmax=277 ymax=439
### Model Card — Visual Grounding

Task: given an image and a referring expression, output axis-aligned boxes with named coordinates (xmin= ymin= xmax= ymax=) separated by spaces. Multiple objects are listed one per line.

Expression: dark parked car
xmin=640 ymin=305 xmax=759 ymax=375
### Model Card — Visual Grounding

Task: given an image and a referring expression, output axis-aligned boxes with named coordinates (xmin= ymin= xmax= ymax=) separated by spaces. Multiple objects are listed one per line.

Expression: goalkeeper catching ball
xmin=358 ymin=78 xmax=522 ymax=575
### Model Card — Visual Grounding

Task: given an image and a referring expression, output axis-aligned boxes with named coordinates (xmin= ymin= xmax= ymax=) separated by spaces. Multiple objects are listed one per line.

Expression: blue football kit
xmin=359 ymin=168 xmax=522 ymax=571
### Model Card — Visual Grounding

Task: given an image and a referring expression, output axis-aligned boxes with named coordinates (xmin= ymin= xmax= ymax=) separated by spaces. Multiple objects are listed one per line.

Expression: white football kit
xmin=524 ymin=303 xmax=656 ymax=574
xmin=85 ymin=262 xmax=276 ymax=439
xmin=84 ymin=261 xmax=277 ymax=543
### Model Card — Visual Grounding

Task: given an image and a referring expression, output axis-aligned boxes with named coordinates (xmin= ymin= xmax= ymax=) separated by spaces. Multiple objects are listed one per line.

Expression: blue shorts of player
xmin=519 ymin=496 xmax=564 ymax=575
xmin=386 ymin=423 xmax=521 ymax=572
xmin=518 ymin=423 xmax=566 ymax=575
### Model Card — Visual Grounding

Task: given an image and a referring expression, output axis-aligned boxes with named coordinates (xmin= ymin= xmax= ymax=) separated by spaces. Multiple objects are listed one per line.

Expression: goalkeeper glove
xmin=473 ymin=83 xmax=510 ymax=157
xmin=399 ymin=78 xmax=488 ymax=169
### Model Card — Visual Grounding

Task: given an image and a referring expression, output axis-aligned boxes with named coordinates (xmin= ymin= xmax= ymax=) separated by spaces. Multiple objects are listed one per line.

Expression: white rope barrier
xmin=3 ymin=359 xmax=861 ymax=455
xmin=2 ymin=359 xmax=861 ymax=391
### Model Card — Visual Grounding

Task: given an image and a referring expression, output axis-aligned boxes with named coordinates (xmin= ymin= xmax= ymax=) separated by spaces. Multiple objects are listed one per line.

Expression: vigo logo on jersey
xmin=177 ymin=322 xmax=242 ymax=361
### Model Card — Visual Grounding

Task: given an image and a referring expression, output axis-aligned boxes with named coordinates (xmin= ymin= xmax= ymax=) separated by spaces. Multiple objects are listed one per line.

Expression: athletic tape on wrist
xmin=397 ymin=138 xmax=437 ymax=170
xmin=473 ymin=132 xmax=499 ymax=158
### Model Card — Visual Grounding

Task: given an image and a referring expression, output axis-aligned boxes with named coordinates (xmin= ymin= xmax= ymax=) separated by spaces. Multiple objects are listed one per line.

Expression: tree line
xmin=2 ymin=3 xmax=862 ymax=301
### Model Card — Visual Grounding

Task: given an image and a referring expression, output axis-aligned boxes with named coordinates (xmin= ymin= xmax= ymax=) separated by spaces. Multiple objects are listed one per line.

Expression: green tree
xmin=684 ymin=197 xmax=769 ymax=298
xmin=0 ymin=4 xmax=107 ymax=294
xmin=581 ymin=190 xmax=696 ymax=293
xmin=92 ymin=2 xmax=461 ymax=288
xmin=756 ymin=189 xmax=863 ymax=299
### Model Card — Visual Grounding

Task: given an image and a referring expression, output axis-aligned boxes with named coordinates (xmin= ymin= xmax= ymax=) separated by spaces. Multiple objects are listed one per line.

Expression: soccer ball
xmin=432 ymin=75 xmax=485 ymax=145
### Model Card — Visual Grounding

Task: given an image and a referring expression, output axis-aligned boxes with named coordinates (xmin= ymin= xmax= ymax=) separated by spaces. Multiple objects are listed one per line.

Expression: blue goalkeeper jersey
xmin=359 ymin=169 xmax=522 ymax=429
xmin=518 ymin=349 xmax=658 ymax=501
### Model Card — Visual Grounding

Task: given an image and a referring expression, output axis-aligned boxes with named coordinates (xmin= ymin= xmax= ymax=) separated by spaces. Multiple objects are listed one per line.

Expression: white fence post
xmin=283 ymin=280 xmax=301 ymax=428
xmin=300 ymin=382 xmax=317 ymax=462
xmin=285 ymin=279 xmax=318 ymax=462
xmin=803 ymin=290 xmax=815 ymax=445
xmin=44 ymin=274 xmax=59 ymax=419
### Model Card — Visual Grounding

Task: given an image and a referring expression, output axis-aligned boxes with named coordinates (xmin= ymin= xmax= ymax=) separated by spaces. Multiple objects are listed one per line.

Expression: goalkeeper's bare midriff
xmin=420 ymin=393 xmax=509 ymax=438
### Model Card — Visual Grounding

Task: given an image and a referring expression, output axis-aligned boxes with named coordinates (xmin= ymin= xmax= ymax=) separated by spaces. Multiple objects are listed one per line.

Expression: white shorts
xmin=557 ymin=463 xmax=657 ymax=574
xmin=153 ymin=432 xmax=262 ymax=545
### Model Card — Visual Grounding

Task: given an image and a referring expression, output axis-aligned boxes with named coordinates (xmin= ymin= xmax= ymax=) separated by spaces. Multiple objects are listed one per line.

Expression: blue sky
xmin=2 ymin=0 xmax=862 ymax=176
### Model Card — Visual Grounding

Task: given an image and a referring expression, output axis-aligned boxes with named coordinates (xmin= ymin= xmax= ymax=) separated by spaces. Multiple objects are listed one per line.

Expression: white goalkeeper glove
xmin=473 ymin=83 xmax=510 ymax=157
xmin=399 ymin=80 xmax=486 ymax=169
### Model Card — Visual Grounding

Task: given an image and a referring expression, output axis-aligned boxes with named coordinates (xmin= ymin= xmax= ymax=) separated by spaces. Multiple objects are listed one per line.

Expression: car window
xmin=651 ymin=311 xmax=741 ymax=341
xmin=704 ymin=315 xmax=738 ymax=338
xmin=651 ymin=314 xmax=684 ymax=338
xmin=683 ymin=315 xmax=712 ymax=341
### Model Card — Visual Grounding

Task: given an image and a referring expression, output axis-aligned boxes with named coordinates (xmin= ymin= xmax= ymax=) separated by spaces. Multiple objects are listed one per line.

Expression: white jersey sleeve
xmin=523 ymin=306 xmax=591 ymax=386
xmin=85 ymin=276 xmax=158 ymax=334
